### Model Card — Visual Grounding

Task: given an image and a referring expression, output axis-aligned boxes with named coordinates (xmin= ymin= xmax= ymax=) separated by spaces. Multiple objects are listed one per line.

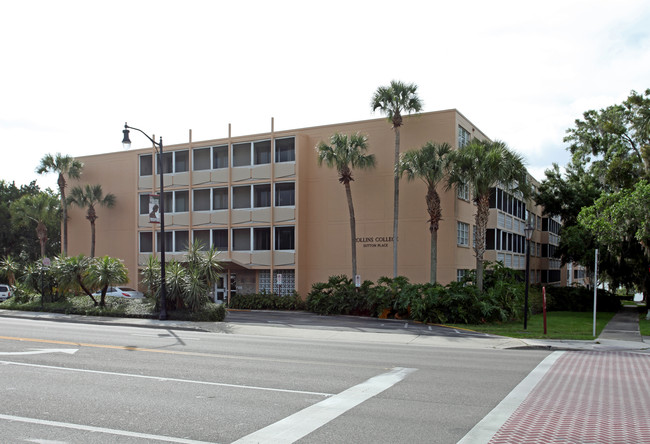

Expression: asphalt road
xmin=0 ymin=316 xmax=550 ymax=443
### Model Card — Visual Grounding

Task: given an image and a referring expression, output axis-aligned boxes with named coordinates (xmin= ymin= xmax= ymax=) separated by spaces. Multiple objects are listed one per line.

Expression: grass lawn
xmin=448 ymin=311 xmax=616 ymax=340
xmin=640 ymin=313 xmax=650 ymax=337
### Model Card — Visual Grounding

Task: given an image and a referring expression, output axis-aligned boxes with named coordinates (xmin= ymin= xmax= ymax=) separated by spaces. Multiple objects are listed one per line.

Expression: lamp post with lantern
xmin=523 ymin=222 xmax=534 ymax=329
xmin=122 ymin=123 xmax=168 ymax=320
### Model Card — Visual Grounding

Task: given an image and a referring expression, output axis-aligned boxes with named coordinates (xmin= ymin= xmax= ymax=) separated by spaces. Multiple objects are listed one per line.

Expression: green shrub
xmin=543 ymin=286 xmax=621 ymax=312
xmin=306 ymin=275 xmax=371 ymax=315
xmin=228 ymin=292 xmax=306 ymax=311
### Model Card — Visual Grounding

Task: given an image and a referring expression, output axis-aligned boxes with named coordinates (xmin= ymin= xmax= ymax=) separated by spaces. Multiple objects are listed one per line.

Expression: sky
xmin=2 ymin=0 xmax=649 ymax=192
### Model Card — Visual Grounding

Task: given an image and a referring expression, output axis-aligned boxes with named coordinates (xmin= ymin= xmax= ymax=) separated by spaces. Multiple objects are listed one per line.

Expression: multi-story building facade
xmin=67 ymin=110 xmax=578 ymax=301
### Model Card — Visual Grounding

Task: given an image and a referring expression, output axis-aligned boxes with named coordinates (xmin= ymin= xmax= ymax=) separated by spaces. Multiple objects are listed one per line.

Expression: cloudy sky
xmin=2 ymin=0 xmax=649 ymax=191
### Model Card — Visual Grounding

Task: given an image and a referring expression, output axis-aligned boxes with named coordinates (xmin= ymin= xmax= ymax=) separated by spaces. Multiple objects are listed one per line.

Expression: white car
xmin=94 ymin=286 xmax=145 ymax=299
xmin=0 ymin=284 xmax=12 ymax=302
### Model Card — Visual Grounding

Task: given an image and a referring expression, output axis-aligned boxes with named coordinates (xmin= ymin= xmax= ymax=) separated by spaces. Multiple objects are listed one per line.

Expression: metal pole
xmin=524 ymin=236 xmax=531 ymax=329
xmin=158 ymin=137 xmax=167 ymax=320
xmin=593 ymin=249 xmax=598 ymax=337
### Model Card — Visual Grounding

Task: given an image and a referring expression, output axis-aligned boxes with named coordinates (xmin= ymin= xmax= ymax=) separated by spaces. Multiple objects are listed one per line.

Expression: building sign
xmin=149 ymin=194 xmax=160 ymax=224
xmin=355 ymin=235 xmax=394 ymax=248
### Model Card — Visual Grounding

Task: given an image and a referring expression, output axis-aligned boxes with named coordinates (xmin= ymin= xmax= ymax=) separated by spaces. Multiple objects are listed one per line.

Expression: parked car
xmin=93 ymin=286 xmax=144 ymax=299
xmin=0 ymin=284 xmax=12 ymax=302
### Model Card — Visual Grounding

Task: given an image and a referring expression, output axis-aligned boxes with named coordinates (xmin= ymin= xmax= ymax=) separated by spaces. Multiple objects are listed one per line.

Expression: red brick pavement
xmin=489 ymin=351 xmax=650 ymax=444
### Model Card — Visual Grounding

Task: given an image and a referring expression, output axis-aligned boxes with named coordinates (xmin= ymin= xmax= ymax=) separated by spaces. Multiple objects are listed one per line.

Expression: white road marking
xmin=0 ymin=413 xmax=216 ymax=444
xmin=0 ymin=348 xmax=78 ymax=356
xmin=233 ymin=366 xmax=417 ymax=444
xmin=130 ymin=333 xmax=201 ymax=340
xmin=0 ymin=360 xmax=332 ymax=397
xmin=457 ymin=351 xmax=565 ymax=443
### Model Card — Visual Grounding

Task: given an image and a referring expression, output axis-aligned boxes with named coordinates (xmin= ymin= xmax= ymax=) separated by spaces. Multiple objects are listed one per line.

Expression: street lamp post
xmin=122 ymin=123 xmax=168 ymax=320
xmin=523 ymin=222 xmax=534 ymax=330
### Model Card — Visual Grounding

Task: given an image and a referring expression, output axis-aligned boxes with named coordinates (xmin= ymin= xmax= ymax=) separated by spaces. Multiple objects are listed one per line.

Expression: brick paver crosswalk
xmin=488 ymin=351 xmax=650 ymax=443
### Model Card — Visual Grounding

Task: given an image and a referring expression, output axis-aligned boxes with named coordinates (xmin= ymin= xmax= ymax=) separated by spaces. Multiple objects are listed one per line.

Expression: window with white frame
xmin=139 ymin=232 xmax=153 ymax=253
xmin=457 ymin=222 xmax=469 ymax=246
xmin=193 ymin=145 xmax=228 ymax=171
xmin=254 ymin=184 xmax=271 ymax=208
xmin=275 ymin=137 xmax=296 ymax=162
xmin=232 ymin=186 xmax=251 ymax=209
xmin=457 ymin=269 xmax=469 ymax=282
xmin=232 ymin=143 xmax=251 ymax=167
xmin=193 ymin=229 xmax=228 ymax=251
xmin=157 ymin=150 xmax=188 ymax=174
xmin=193 ymin=189 xmax=211 ymax=211
xmin=457 ymin=182 xmax=470 ymax=201
xmin=213 ymin=188 xmax=228 ymax=210
xmin=259 ymin=269 xmax=296 ymax=296
xmin=156 ymin=230 xmax=189 ymax=252
xmin=163 ymin=190 xmax=189 ymax=213
xmin=275 ymin=182 xmax=295 ymax=206
xmin=458 ymin=125 xmax=471 ymax=148
xmin=232 ymin=228 xmax=251 ymax=251
xmin=140 ymin=154 xmax=153 ymax=176
xmin=254 ymin=140 xmax=271 ymax=165
xmin=232 ymin=140 xmax=272 ymax=167
xmin=275 ymin=226 xmax=295 ymax=250
xmin=194 ymin=188 xmax=228 ymax=211
xmin=254 ymin=227 xmax=271 ymax=250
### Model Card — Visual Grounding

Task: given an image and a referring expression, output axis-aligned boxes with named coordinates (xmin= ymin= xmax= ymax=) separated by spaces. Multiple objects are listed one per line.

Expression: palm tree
xmin=68 ymin=184 xmax=116 ymax=258
xmin=371 ymin=80 xmax=423 ymax=277
xmin=0 ymin=255 xmax=20 ymax=286
xmin=11 ymin=193 xmax=60 ymax=258
xmin=36 ymin=153 xmax=83 ymax=256
xmin=88 ymin=256 xmax=128 ymax=307
xmin=399 ymin=142 xmax=452 ymax=284
xmin=317 ymin=133 xmax=376 ymax=278
xmin=52 ymin=254 xmax=98 ymax=305
xmin=447 ymin=139 xmax=529 ymax=291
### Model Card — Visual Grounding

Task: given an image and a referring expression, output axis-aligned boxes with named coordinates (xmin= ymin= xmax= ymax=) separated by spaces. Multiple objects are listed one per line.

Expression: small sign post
xmin=355 ymin=275 xmax=361 ymax=288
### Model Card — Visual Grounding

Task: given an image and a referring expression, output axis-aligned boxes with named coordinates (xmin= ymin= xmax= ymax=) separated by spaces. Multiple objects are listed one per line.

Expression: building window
xmin=259 ymin=270 xmax=296 ymax=296
xmin=232 ymin=228 xmax=251 ymax=251
xmin=457 ymin=269 xmax=469 ymax=282
xmin=275 ymin=182 xmax=295 ymax=206
xmin=275 ymin=226 xmax=295 ymax=250
xmin=139 ymin=232 xmax=153 ymax=253
xmin=140 ymin=155 xmax=153 ymax=176
xmin=139 ymin=194 xmax=149 ymax=215
xmin=193 ymin=148 xmax=211 ymax=171
xmin=193 ymin=189 xmax=210 ymax=212
xmin=457 ymin=222 xmax=469 ymax=246
xmin=213 ymin=146 xmax=228 ymax=169
xmin=458 ymin=125 xmax=471 ymax=148
xmin=457 ymin=182 xmax=469 ymax=201
xmin=254 ymin=227 xmax=271 ymax=250
xmin=212 ymin=229 xmax=228 ymax=250
xmin=213 ymin=187 xmax=228 ymax=210
xmin=275 ymin=137 xmax=296 ymax=162
xmin=232 ymin=142 xmax=251 ymax=167
xmin=175 ymin=191 xmax=189 ymax=213
xmin=156 ymin=150 xmax=188 ymax=174
xmin=254 ymin=140 xmax=271 ymax=165
xmin=254 ymin=184 xmax=271 ymax=208
xmin=232 ymin=186 xmax=251 ymax=209
xmin=156 ymin=230 xmax=188 ymax=252
xmin=193 ymin=230 xmax=211 ymax=250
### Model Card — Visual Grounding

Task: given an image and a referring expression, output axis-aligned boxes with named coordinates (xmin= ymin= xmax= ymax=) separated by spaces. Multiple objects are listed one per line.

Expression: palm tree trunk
xmin=430 ymin=229 xmax=437 ymax=284
xmin=393 ymin=127 xmax=400 ymax=278
xmin=36 ymin=221 xmax=48 ymax=258
xmin=474 ymin=194 xmax=490 ymax=292
xmin=90 ymin=221 xmax=96 ymax=258
xmin=59 ymin=173 xmax=67 ymax=256
xmin=344 ymin=181 xmax=357 ymax=278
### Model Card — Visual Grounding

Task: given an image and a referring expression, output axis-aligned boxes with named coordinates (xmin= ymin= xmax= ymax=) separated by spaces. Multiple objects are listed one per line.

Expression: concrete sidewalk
xmin=0 ymin=306 xmax=648 ymax=352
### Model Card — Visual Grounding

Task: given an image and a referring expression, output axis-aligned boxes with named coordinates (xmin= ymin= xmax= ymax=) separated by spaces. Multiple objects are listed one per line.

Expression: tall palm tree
xmin=399 ymin=141 xmax=452 ymax=284
xmin=371 ymin=80 xmax=423 ymax=277
xmin=68 ymin=184 xmax=116 ymax=258
xmin=447 ymin=139 xmax=529 ymax=291
xmin=36 ymin=153 xmax=83 ymax=256
xmin=11 ymin=193 xmax=60 ymax=258
xmin=317 ymin=133 xmax=376 ymax=278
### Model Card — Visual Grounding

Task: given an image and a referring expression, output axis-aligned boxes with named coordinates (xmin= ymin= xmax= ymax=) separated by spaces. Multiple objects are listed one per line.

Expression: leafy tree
xmin=36 ymin=153 xmax=83 ymax=256
xmin=371 ymin=80 xmax=423 ymax=277
xmin=540 ymin=89 xmax=650 ymax=302
xmin=11 ymin=192 xmax=61 ymax=258
xmin=0 ymin=180 xmax=48 ymax=259
xmin=88 ymin=256 xmax=128 ymax=307
xmin=317 ymin=133 xmax=376 ymax=278
xmin=398 ymin=141 xmax=452 ymax=283
xmin=68 ymin=184 xmax=116 ymax=258
xmin=447 ymin=139 xmax=529 ymax=291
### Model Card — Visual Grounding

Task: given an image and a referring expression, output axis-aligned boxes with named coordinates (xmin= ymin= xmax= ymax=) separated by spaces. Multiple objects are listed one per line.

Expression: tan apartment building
xmin=67 ymin=109 xmax=572 ymax=301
